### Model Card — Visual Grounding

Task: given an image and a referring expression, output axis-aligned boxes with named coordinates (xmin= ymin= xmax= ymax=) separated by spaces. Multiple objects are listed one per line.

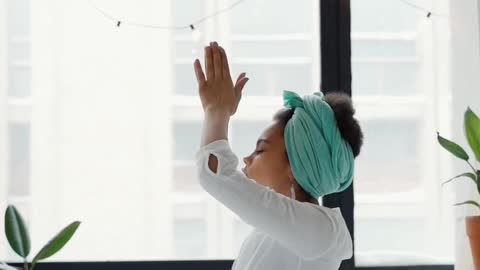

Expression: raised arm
xmin=193 ymin=41 xmax=248 ymax=172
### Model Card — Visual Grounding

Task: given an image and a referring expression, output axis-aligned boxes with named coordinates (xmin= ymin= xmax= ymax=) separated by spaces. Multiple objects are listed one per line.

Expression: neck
xmin=296 ymin=190 xmax=319 ymax=205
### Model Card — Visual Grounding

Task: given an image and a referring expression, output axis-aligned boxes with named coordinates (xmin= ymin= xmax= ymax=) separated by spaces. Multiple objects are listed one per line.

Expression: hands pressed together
xmin=193 ymin=41 xmax=249 ymax=116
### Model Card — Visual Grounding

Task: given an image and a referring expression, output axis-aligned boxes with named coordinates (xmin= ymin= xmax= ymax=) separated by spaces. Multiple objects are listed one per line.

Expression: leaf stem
xmin=466 ymin=160 xmax=477 ymax=174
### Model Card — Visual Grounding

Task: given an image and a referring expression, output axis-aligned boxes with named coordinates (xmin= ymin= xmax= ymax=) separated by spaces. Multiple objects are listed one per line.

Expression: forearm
xmin=200 ymin=110 xmax=230 ymax=147
xmin=200 ymin=110 xmax=230 ymax=173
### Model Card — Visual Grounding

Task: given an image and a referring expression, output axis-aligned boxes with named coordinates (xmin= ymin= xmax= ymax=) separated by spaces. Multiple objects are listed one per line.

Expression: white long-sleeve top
xmin=194 ymin=139 xmax=353 ymax=270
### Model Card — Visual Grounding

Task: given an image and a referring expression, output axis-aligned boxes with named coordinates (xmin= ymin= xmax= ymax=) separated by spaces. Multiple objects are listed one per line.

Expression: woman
xmin=193 ymin=41 xmax=363 ymax=270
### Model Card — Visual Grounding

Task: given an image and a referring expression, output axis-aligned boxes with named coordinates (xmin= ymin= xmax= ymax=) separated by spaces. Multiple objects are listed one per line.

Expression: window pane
xmin=174 ymin=219 xmax=207 ymax=258
xmin=8 ymin=123 xmax=31 ymax=196
xmin=355 ymin=120 xmax=420 ymax=194
xmin=172 ymin=0 xmax=203 ymax=28
xmin=175 ymin=41 xmax=196 ymax=59
xmin=173 ymin=121 xmax=202 ymax=160
xmin=175 ymin=64 xmax=198 ymax=95
xmin=7 ymin=0 xmax=31 ymax=37
xmin=173 ymin=204 xmax=207 ymax=258
xmin=173 ymin=163 xmax=201 ymax=192
xmin=230 ymin=0 xmax=313 ymax=34
xmin=8 ymin=42 xmax=31 ymax=64
xmin=232 ymin=41 xmax=312 ymax=58
xmin=231 ymin=121 xmax=270 ymax=163
xmin=352 ymin=40 xmax=417 ymax=59
xmin=382 ymin=62 xmax=417 ymax=95
xmin=352 ymin=62 xmax=381 ymax=95
xmin=351 ymin=0 xmax=418 ymax=32
xmin=8 ymin=66 xmax=31 ymax=97
xmin=355 ymin=218 xmax=428 ymax=259
xmin=352 ymin=62 xmax=417 ymax=96
xmin=230 ymin=64 xmax=312 ymax=96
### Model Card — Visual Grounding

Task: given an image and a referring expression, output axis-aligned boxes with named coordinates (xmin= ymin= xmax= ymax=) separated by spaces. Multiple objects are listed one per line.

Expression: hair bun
xmin=324 ymin=92 xmax=363 ymax=158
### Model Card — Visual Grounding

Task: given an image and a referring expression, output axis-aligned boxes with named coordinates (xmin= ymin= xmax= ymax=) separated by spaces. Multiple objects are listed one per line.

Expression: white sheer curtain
xmin=450 ymin=0 xmax=480 ymax=269
xmin=25 ymin=0 xmax=174 ymax=260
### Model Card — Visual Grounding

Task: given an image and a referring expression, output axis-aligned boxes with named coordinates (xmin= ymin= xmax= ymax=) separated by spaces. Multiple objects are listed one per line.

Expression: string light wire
xmin=399 ymin=0 xmax=448 ymax=18
xmin=89 ymin=0 xmax=246 ymax=30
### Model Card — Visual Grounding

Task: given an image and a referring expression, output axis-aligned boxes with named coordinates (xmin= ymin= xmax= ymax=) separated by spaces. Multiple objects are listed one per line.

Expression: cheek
xmin=249 ymin=154 xmax=287 ymax=181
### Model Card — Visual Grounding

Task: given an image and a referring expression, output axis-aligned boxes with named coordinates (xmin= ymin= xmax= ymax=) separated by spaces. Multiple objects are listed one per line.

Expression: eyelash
xmin=254 ymin=149 xmax=264 ymax=154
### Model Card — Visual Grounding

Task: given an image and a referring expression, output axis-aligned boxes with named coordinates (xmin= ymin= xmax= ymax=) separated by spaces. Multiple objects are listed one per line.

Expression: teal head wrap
xmin=283 ymin=90 xmax=354 ymax=198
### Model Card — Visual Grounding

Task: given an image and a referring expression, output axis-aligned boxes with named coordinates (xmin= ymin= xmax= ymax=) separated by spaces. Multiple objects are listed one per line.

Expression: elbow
xmin=339 ymin=233 xmax=353 ymax=260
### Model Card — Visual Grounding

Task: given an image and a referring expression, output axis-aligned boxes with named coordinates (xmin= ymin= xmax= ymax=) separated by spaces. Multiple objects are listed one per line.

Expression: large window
xmin=351 ymin=0 xmax=454 ymax=266
xmin=0 ymin=0 xmax=456 ymax=268
xmin=0 ymin=0 xmax=320 ymax=262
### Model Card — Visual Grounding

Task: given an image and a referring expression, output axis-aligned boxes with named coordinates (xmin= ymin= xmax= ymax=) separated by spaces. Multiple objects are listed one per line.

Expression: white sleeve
xmin=194 ymin=139 xmax=353 ymax=260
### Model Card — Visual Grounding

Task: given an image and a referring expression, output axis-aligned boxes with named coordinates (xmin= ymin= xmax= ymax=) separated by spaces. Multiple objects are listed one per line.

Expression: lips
xmin=241 ymin=167 xmax=248 ymax=176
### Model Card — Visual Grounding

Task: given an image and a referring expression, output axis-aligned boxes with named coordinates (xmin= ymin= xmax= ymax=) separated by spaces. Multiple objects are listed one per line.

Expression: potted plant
xmin=0 ymin=205 xmax=80 ymax=270
xmin=437 ymin=107 xmax=480 ymax=270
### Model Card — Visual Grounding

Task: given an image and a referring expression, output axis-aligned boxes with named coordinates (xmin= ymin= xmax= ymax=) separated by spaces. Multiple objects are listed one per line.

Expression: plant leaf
xmin=437 ymin=132 xmax=470 ymax=161
xmin=0 ymin=263 xmax=20 ymax=270
xmin=442 ymin=172 xmax=477 ymax=186
xmin=477 ymin=171 xmax=480 ymax=196
xmin=465 ymin=107 xmax=480 ymax=162
xmin=454 ymin=200 xmax=480 ymax=210
xmin=5 ymin=205 xmax=31 ymax=258
xmin=31 ymin=221 xmax=81 ymax=267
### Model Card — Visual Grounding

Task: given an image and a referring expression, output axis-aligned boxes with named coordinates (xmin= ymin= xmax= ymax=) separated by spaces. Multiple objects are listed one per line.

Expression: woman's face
xmin=242 ymin=121 xmax=294 ymax=194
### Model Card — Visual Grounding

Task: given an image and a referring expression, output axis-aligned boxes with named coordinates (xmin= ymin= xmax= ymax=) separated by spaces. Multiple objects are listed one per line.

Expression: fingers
xmin=211 ymin=41 xmax=222 ymax=80
xmin=219 ymin=46 xmax=232 ymax=81
xmin=205 ymin=41 xmax=242 ymax=84
xmin=235 ymin=77 xmax=249 ymax=93
xmin=234 ymin=77 xmax=249 ymax=100
xmin=194 ymin=59 xmax=206 ymax=87
xmin=236 ymin=72 xmax=246 ymax=85
xmin=233 ymin=77 xmax=248 ymax=114
xmin=205 ymin=46 xmax=214 ymax=81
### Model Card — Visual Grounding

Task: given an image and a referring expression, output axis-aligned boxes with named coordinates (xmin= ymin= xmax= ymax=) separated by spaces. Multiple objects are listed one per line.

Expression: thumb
xmin=234 ymin=77 xmax=249 ymax=95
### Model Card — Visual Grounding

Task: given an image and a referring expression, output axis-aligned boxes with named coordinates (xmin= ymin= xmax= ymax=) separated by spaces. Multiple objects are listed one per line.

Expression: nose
xmin=243 ymin=155 xmax=251 ymax=165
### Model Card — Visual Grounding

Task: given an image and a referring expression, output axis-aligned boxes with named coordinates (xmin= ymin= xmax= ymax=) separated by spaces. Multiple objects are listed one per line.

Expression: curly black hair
xmin=273 ymin=92 xmax=363 ymax=158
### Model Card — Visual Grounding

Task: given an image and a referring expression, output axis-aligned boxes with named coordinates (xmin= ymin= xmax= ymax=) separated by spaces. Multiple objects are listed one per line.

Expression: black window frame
xmin=8 ymin=262 xmax=454 ymax=270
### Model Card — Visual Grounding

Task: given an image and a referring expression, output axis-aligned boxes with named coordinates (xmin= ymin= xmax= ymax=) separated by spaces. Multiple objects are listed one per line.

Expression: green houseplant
xmin=0 ymin=205 xmax=80 ymax=270
xmin=437 ymin=107 xmax=480 ymax=270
